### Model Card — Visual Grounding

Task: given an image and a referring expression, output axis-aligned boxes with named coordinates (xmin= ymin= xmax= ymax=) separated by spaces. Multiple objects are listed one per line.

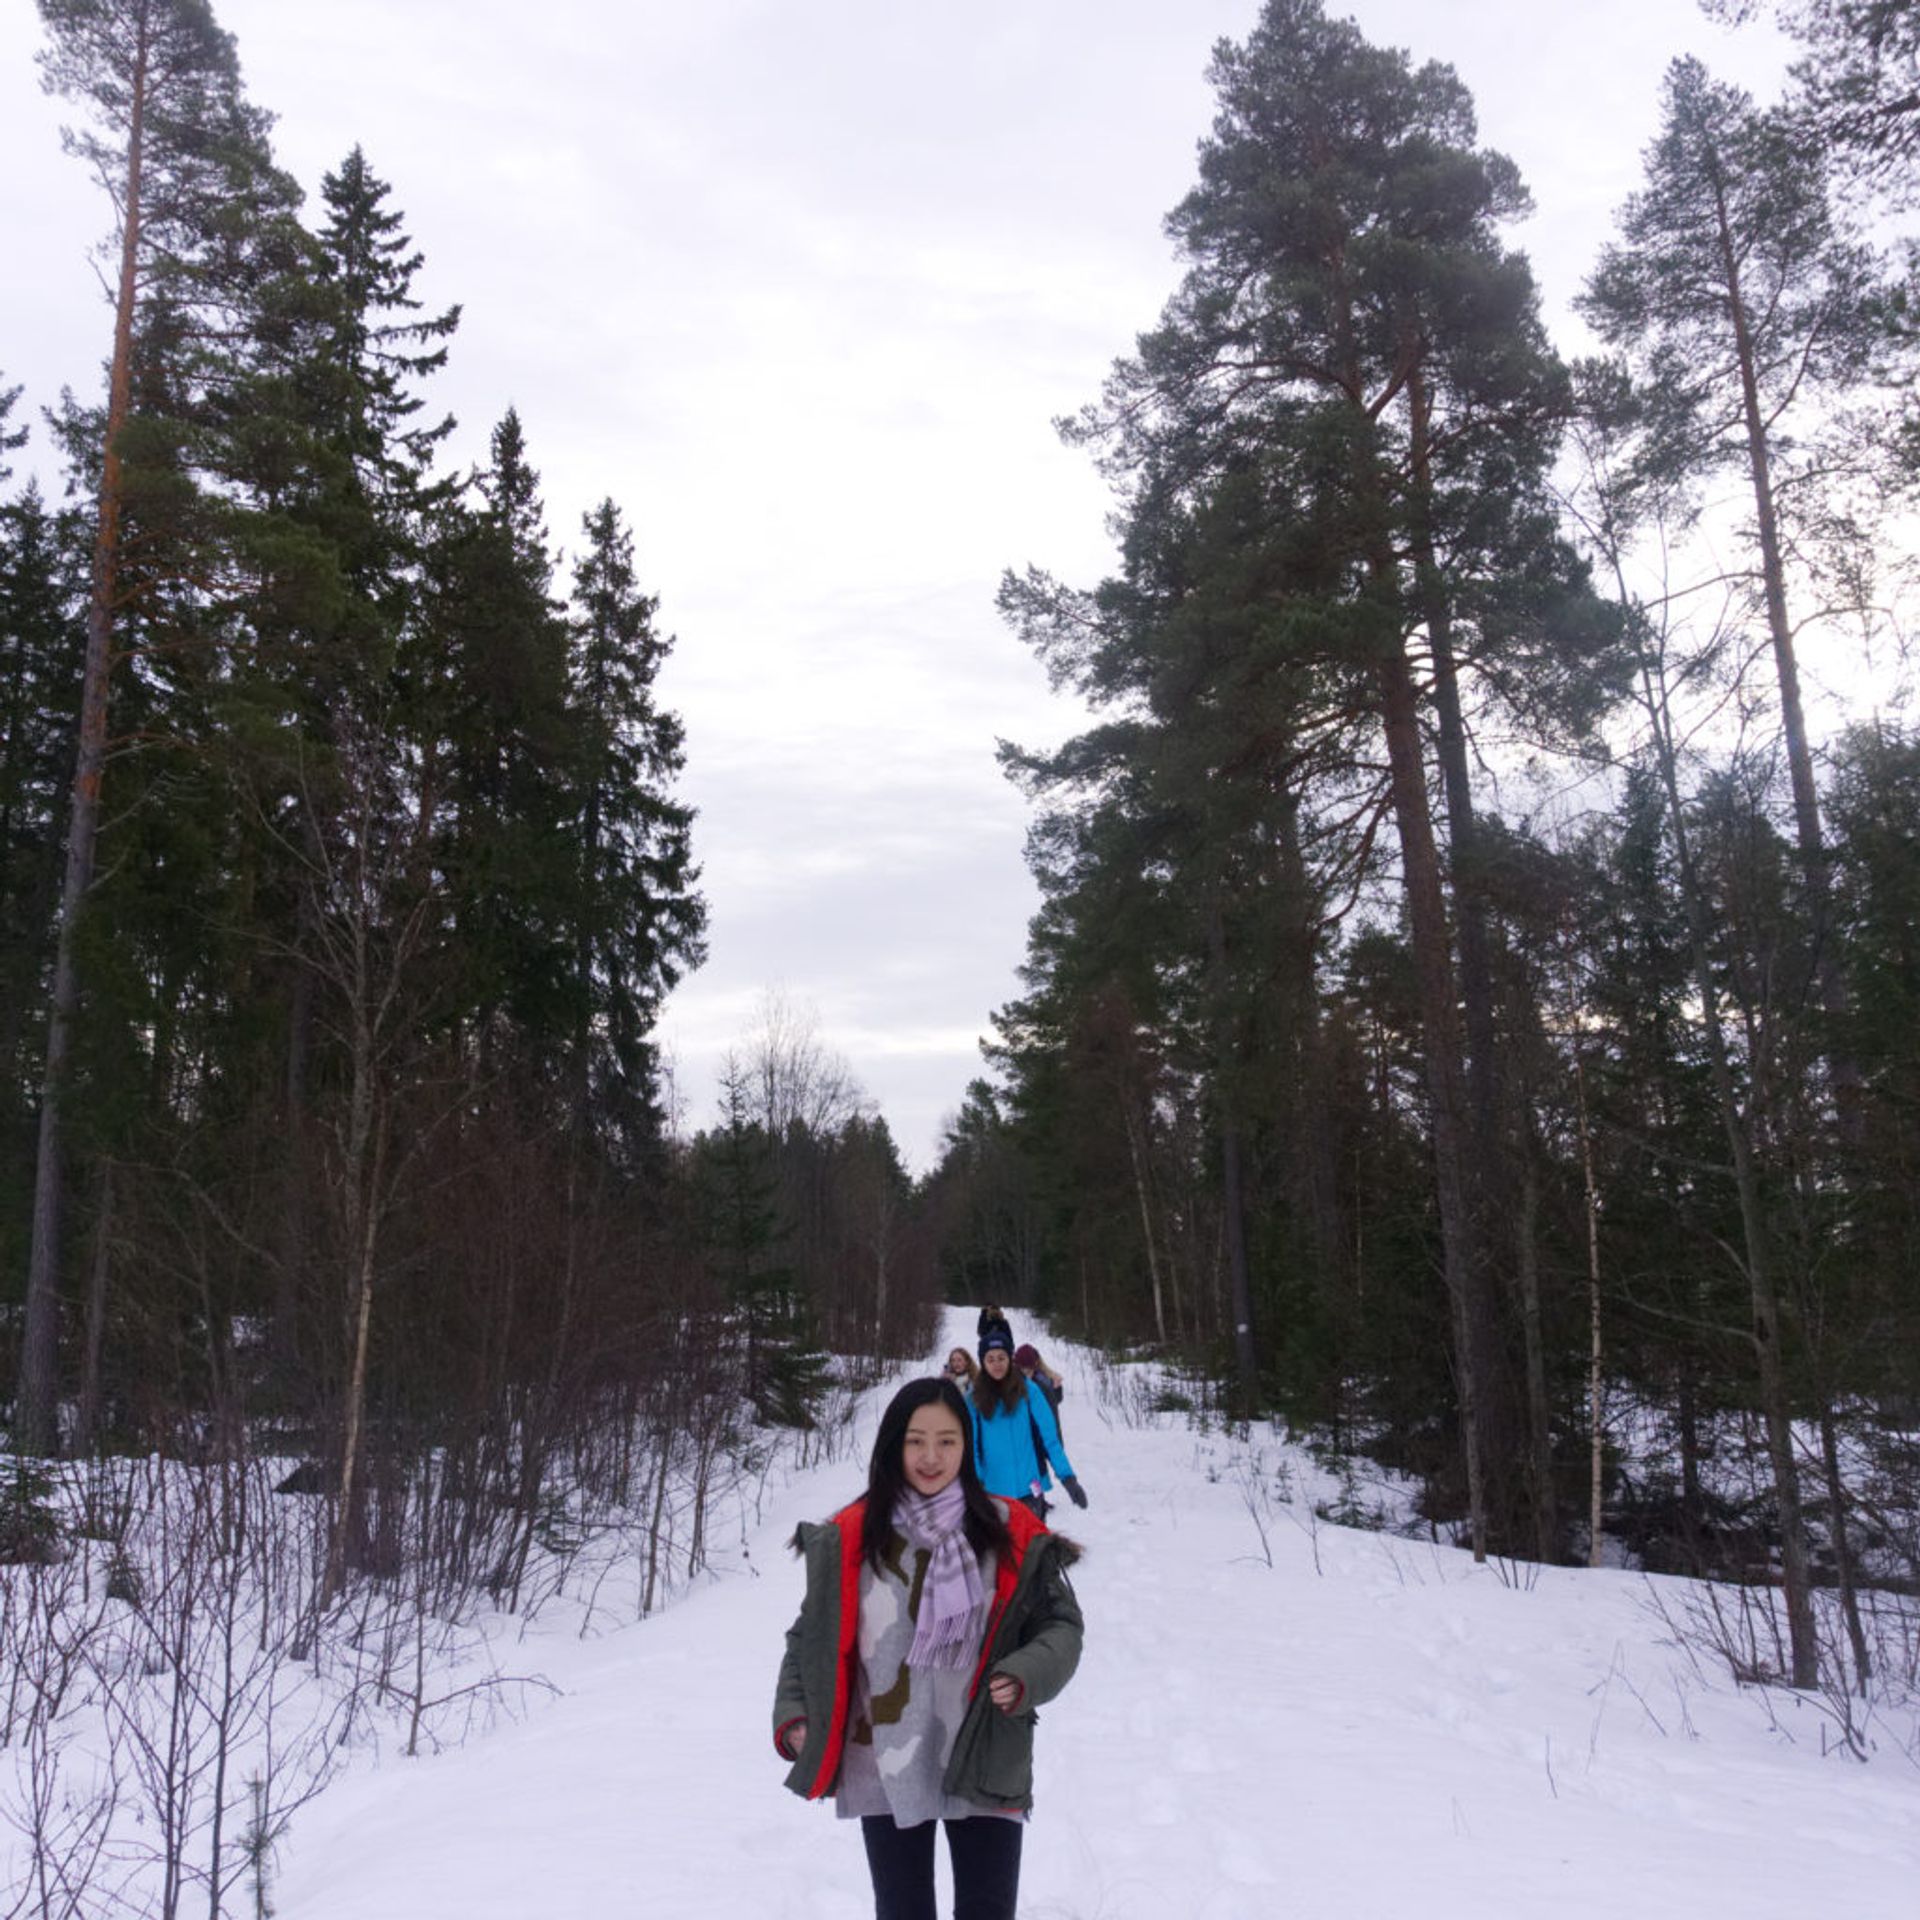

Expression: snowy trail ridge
xmin=276 ymin=1311 xmax=1920 ymax=1919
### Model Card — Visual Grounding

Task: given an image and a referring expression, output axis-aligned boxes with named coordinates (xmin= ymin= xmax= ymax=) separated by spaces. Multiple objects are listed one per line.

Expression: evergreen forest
xmin=938 ymin=0 xmax=1920 ymax=1698
xmin=3 ymin=0 xmax=1919 ymax=1828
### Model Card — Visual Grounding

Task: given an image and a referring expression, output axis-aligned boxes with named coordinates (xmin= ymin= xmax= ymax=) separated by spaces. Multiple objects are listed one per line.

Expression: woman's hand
xmin=988 ymin=1673 xmax=1024 ymax=1714
xmin=776 ymin=1717 xmax=807 ymax=1759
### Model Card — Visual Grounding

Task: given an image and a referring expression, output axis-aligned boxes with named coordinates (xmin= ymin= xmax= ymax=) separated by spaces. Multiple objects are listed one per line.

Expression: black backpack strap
xmin=1029 ymin=1403 xmax=1052 ymax=1476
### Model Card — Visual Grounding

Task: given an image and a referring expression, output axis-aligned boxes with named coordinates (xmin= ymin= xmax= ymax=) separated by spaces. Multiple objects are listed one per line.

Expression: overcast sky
xmin=0 ymin=1 xmax=1798 ymax=1167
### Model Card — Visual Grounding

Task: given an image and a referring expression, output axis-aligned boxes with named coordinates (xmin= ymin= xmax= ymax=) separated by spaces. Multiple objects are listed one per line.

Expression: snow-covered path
xmin=276 ymin=1312 xmax=1920 ymax=1918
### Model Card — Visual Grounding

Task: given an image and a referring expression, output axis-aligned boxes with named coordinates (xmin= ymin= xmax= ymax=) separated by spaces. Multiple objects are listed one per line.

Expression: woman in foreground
xmin=772 ymin=1377 xmax=1084 ymax=1920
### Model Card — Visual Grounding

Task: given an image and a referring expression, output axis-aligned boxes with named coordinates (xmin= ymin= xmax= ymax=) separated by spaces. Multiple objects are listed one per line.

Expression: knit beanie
xmin=1013 ymin=1344 xmax=1040 ymax=1371
xmin=979 ymin=1327 xmax=1014 ymax=1360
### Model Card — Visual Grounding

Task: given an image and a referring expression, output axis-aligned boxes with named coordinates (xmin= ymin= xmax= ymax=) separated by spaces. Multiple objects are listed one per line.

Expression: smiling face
xmin=982 ymin=1346 xmax=1012 ymax=1381
xmin=946 ymin=1348 xmax=972 ymax=1376
xmin=902 ymin=1401 xmax=967 ymax=1496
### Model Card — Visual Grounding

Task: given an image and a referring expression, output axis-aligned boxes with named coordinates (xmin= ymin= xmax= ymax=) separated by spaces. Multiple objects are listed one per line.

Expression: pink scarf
xmin=894 ymin=1481 xmax=988 ymax=1670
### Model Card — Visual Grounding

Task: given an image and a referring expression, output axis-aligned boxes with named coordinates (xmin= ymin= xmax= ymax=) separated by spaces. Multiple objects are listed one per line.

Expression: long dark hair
xmin=860 ymin=1378 xmax=1011 ymax=1572
xmin=971 ymin=1361 xmax=1028 ymax=1420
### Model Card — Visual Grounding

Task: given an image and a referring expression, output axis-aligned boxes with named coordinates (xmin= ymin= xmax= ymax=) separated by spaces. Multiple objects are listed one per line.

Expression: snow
xmin=267 ymin=1310 xmax=1919 ymax=1920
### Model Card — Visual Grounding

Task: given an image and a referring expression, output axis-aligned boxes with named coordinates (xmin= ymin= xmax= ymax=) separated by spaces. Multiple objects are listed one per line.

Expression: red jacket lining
xmin=803 ymin=1498 xmax=1041 ymax=1801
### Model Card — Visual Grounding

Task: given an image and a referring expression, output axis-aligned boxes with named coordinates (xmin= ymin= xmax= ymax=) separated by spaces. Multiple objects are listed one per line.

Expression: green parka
xmin=771 ymin=1495 xmax=1083 ymax=1814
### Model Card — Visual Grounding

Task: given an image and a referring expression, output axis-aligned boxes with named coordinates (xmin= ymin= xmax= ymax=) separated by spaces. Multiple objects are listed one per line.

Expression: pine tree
xmin=1711 ymin=1 xmax=1920 ymax=192
xmin=1028 ymin=0 xmax=1615 ymax=1551
xmin=1580 ymin=58 xmax=1882 ymax=1121
xmin=19 ymin=0 xmax=304 ymax=1452
xmin=994 ymin=535 xmax=1340 ymax=1403
xmin=1576 ymin=62 xmax=1898 ymax=1679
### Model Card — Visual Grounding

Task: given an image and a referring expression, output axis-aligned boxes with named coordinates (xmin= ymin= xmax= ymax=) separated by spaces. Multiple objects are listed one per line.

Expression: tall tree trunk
xmin=1818 ymin=1398 xmax=1872 ymax=1692
xmin=1274 ymin=789 xmax=1349 ymax=1327
xmin=1640 ymin=645 xmax=1820 ymax=1687
xmin=1219 ymin=1120 xmax=1255 ymax=1403
xmin=1338 ymin=276 xmax=1489 ymax=1552
xmin=319 ymin=1146 xmax=383 ymax=1612
xmin=1376 ymin=643 xmax=1492 ymax=1560
xmin=1374 ymin=648 xmax=1489 ymax=1559
xmin=1123 ymin=1100 xmax=1168 ymax=1346
xmin=1206 ymin=903 xmax=1258 ymax=1407
xmin=320 ymin=983 xmax=388 ymax=1613
xmin=1152 ymin=1182 xmax=1179 ymax=1348
xmin=1514 ymin=1128 xmax=1557 ymax=1563
xmin=1701 ymin=134 xmax=1860 ymax=1128
xmin=1406 ymin=365 xmax=1504 ymax=1156
xmin=274 ymin=859 xmax=322 ymax=1382
xmin=1407 ymin=362 xmax=1521 ymax=1546
xmin=16 ymin=19 xmax=151 ymax=1456
xmin=1573 ymin=1048 xmax=1608 ymax=1570
xmin=572 ymin=770 xmax=603 ymax=1132
xmin=1677 ymin=1370 xmax=1704 ymax=1571
xmin=73 ymin=1159 xmax=115 ymax=1458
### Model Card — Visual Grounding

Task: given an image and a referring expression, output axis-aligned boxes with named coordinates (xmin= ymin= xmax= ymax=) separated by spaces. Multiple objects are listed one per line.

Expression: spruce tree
xmin=241 ymin=150 xmax=458 ymax=1374
xmin=0 ymin=415 xmax=88 ymax=1305
xmin=565 ymin=499 xmax=704 ymax=1159
xmin=409 ymin=409 xmax=574 ymax=1084
xmin=313 ymin=147 xmax=460 ymax=514
xmin=1826 ymin=723 xmax=1920 ymax=1407
xmin=699 ymin=1063 xmax=825 ymax=1428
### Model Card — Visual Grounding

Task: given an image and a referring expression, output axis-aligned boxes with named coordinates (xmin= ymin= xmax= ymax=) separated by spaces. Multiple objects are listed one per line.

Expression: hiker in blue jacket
xmin=970 ymin=1327 xmax=1088 ymax=1519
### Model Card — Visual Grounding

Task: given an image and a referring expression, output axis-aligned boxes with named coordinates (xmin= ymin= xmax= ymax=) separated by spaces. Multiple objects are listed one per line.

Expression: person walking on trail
xmin=977 ymin=1303 xmax=1014 ymax=1347
xmin=1012 ymin=1345 xmax=1063 ymax=1415
xmin=944 ymin=1346 xmax=979 ymax=1389
xmin=772 ymin=1377 xmax=1084 ymax=1920
xmin=971 ymin=1329 xmax=1087 ymax=1520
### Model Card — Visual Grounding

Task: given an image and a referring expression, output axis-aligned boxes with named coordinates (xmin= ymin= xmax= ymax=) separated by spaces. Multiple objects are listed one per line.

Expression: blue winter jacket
xmin=971 ymin=1383 xmax=1075 ymax=1498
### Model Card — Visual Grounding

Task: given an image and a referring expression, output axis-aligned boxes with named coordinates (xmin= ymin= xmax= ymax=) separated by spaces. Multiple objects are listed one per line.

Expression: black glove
xmin=1063 ymin=1476 xmax=1088 ymax=1510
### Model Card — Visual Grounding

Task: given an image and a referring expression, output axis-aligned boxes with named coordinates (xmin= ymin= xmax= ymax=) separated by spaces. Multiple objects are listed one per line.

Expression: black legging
xmin=860 ymin=1814 xmax=1024 ymax=1920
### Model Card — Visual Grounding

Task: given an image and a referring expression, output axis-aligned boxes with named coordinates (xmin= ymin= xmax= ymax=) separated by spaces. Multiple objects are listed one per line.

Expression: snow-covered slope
xmin=275 ymin=1311 xmax=1919 ymax=1919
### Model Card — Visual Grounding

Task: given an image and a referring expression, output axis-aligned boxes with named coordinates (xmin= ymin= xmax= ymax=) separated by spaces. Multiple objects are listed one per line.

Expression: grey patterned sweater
xmin=834 ymin=1531 xmax=1019 ymax=1827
